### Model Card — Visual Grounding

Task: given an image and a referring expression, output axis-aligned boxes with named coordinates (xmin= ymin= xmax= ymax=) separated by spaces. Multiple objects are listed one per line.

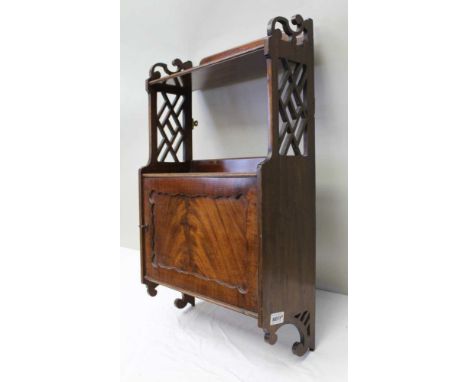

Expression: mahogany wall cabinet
xmin=138 ymin=14 xmax=316 ymax=356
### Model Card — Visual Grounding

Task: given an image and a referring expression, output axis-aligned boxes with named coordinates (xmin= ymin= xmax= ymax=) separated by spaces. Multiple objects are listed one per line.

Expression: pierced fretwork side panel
xmin=154 ymin=91 xmax=186 ymax=162
xmin=147 ymin=58 xmax=192 ymax=164
xmin=294 ymin=310 xmax=312 ymax=338
xmin=277 ymin=58 xmax=308 ymax=156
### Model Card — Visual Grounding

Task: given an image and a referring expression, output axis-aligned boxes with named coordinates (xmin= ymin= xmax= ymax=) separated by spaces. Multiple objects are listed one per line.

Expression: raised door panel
xmin=141 ymin=176 xmax=259 ymax=314
xmin=149 ymin=192 xmax=189 ymax=270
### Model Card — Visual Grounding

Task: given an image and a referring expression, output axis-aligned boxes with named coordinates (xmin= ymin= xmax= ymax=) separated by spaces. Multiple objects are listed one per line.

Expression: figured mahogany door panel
xmin=149 ymin=192 xmax=189 ymax=270
xmin=141 ymin=176 xmax=259 ymax=313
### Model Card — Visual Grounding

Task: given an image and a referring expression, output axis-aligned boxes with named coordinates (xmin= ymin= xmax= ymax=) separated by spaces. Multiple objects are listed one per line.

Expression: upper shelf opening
xmin=147 ymin=33 xmax=306 ymax=91
xmin=148 ymin=38 xmax=267 ymax=91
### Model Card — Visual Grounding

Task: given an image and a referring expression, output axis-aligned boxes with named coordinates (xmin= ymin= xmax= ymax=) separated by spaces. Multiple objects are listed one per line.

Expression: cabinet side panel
xmin=260 ymin=16 xmax=316 ymax=352
xmin=259 ymin=157 xmax=316 ymax=347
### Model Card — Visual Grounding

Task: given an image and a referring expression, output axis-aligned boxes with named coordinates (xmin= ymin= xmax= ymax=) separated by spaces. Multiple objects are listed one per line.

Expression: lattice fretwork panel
xmin=278 ymin=58 xmax=308 ymax=156
xmin=155 ymin=91 xmax=186 ymax=162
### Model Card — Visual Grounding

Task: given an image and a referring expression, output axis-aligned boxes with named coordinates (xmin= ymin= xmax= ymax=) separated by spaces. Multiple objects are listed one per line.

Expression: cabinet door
xmin=141 ymin=176 xmax=259 ymax=314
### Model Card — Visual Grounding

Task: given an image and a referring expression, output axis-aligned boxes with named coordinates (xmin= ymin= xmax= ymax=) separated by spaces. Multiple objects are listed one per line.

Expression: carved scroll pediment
xmin=149 ymin=58 xmax=192 ymax=80
xmin=267 ymin=14 xmax=313 ymax=44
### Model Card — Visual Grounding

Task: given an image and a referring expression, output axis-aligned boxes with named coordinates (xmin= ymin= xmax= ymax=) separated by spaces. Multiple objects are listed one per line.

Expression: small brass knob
xmin=192 ymin=119 xmax=198 ymax=128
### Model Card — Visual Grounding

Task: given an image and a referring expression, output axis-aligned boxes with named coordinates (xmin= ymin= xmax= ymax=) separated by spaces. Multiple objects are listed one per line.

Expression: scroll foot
xmin=145 ymin=281 xmax=158 ymax=297
xmin=174 ymin=293 xmax=195 ymax=309
xmin=292 ymin=341 xmax=307 ymax=357
xmin=264 ymin=330 xmax=278 ymax=345
xmin=262 ymin=310 xmax=314 ymax=357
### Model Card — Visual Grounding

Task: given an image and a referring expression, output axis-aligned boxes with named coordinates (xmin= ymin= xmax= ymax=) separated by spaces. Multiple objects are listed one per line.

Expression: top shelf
xmin=148 ymin=38 xmax=267 ymax=91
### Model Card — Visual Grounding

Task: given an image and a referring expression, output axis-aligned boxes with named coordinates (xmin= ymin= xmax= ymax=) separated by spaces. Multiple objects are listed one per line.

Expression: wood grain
xmin=258 ymin=157 xmax=315 ymax=352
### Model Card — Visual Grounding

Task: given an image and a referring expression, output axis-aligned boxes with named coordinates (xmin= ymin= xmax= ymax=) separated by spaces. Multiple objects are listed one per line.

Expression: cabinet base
xmin=143 ymin=281 xmax=314 ymax=357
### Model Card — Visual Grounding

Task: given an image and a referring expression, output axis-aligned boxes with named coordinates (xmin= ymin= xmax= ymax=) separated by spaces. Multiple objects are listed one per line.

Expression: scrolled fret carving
xmin=148 ymin=58 xmax=192 ymax=163
xmin=149 ymin=58 xmax=192 ymax=81
xmin=155 ymin=91 xmax=186 ymax=162
xmin=278 ymin=58 xmax=308 ymax=156
xmin=267 ymin=14 xmax=312 ymax=44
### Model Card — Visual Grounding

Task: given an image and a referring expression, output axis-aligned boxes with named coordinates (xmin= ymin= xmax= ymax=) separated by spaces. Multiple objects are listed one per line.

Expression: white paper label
xmin=270 ymin=311 xmax=284 ymax=325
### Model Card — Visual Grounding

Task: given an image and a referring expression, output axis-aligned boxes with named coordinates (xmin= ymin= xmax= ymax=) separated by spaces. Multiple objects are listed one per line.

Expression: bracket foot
xmin=263 ymin=310 xmax=314 ymax=357
xmin=174 ymin=293 xmax=195 ymax=309
xmin=145 ymin=281 xmax=158 ymax=297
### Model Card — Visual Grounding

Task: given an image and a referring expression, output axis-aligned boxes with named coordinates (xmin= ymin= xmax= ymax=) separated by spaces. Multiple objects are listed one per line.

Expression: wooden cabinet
xmin=138 ymin=15 xmax=316 ymax=356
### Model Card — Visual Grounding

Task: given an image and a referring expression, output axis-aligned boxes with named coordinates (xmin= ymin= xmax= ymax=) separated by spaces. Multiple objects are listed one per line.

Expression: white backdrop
xmin=121 ymin=0 xmax=348 ymax=293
